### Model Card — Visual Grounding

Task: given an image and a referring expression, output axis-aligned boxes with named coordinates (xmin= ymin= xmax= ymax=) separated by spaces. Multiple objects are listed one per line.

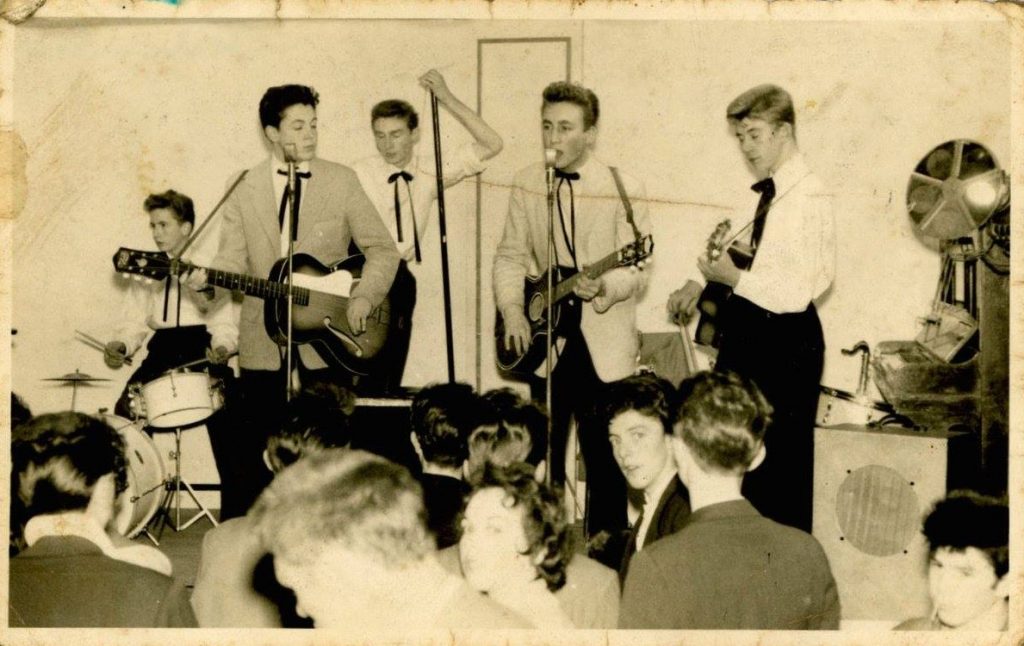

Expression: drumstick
xmin=170 ymin=351 xmax=239 ymax=372
xmin=76 ymin=330 xmax=134 ymax=366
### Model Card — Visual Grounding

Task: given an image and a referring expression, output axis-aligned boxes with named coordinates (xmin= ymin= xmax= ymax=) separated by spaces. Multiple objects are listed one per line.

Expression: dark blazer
xmin=9 ymin=536 xmax=196 ymax=627
xmin=619 ymin=476 xmax=691 ymax=584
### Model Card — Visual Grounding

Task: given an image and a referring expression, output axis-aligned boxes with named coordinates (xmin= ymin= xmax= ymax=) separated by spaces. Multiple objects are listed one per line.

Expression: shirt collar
xmin=271 ymin=155 xmax=312 ymax=175
xmin=24 ymin=512 xmax=112 ymax=550
xmin=688 ymin=498 xmax=758 ymax=523
xmin=767 ymin=152 xmax=809 ymax=198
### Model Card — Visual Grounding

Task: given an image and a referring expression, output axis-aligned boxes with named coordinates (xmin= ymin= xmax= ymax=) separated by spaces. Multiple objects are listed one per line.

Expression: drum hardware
xmin=42 ymin=369 xmax=111 ymax=411
xmin=96 ymin=412 xmax=165 ymax=546
xmin=146 ymin=424 xmax=220 ymax=538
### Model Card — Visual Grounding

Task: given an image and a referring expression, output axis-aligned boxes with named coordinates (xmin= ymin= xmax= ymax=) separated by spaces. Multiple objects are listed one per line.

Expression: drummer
xmin=105 ymin=190 xmax=242 ymax=514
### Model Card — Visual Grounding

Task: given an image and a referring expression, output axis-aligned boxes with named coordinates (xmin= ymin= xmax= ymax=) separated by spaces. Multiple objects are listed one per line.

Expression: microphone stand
xmin=544 ymin=155 xmax=556 ymax=488
xmin=284 ymin=147 xmax=297 ymax=402
xmin=431 ymin=90 xmax=457 ymax=383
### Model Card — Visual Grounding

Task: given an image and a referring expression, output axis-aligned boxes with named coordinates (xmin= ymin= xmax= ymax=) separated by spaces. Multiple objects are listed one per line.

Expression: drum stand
xmin=147 ymin=425 xmax=219 ymax=538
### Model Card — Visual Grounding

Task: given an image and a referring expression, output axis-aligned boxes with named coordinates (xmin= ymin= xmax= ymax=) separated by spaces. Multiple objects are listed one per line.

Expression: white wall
xmin=9 ymin=17 xmax=1010 ymax=493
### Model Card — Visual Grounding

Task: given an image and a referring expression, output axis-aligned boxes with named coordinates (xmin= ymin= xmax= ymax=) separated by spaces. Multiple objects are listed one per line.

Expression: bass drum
xmin=100 ymin=414 xmax=166 ymax=538
xmin=816 ymin=386 xmax=894 ymax=428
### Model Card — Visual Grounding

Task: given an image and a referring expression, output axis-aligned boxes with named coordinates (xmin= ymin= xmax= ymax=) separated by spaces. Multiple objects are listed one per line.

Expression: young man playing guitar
xmin=189 ymin=84 xmax=399 ymax=518
xmin=493 ymin=81 xmax=652 ymax=546
xmin=668 ymin=84 xmax=835 ymax=532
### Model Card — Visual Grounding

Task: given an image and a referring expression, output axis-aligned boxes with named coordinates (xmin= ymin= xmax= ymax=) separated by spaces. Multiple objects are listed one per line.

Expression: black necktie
xmin=277 ymin=169 xmax=312 ymax=240
xmin=388 ymin=170 xmax=420 ymax=263
xmin=554 ymin=170 xmax=579 ymax=267
xmin=750 ymin=177 xmax=776 ymax=254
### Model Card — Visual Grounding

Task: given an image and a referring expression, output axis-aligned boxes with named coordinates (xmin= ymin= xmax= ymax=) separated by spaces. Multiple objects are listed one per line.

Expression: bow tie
xmin=388 ymin=171 xmax=414 ymax=183
xmin=555 ymin=169 xmax=580 ymax=181
xmin=751 ymin=177 xmax=775 ymax=197
xmin=277 ymin=169 xmax=312 ymax=180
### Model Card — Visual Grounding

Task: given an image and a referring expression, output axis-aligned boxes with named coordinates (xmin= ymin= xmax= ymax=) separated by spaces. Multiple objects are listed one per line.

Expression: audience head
xmin=541 ymin=81 xmax=599 ymax=171
xmin=459 ymin=462 xmax=571 ymax=596
xmin=371 ymin=99 xmax=420 ymax=169
xmin=673 ymin=370 xmax=773 ymax=482
xmin=258 ymin=84 xmax=320 ymax=162
xmin=251 ymin=449 xmax=434 ymax=627
xmin=11 ymin=393 xmax=31 ymax=429
xmin=409 ymin=382 xmax=484 ymax=473
xmin=465 ymin=388 xmax=548 ymax=483
xmin=264 ymin=382 xmax=355 ymax=474
xmin=726 ymin=84 xmax=796 ymax=179
xmin=12 ymin=412 xmax=129 ymax=530
xmin=921 ymin=490 xmax=1009 ymax=629
xmin=604 ymin=373 xmax=678 ymax=493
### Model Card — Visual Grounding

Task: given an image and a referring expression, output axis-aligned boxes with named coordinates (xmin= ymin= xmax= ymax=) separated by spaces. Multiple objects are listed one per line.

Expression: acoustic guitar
xmin=693 ymin=220 xmax=754 ymax=348
xmin=112 ymin=248 xmax=392 ymax=375
xmin=494 ymin=235 xmax=654 ymax=376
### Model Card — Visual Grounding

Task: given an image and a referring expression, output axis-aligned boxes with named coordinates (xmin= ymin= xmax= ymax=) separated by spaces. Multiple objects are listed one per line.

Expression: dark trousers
xmin=353 ymin=261 xmax=416 ymax=396
xmin=227 ymin=363 xmax=360 ymax=519
xmin=112 ymin=326 xmax=240 ymax=521
xmin=716 ymin=295 xmax=824 ymax=533
xmin=531 ymin=329 xmax=627 ymax=538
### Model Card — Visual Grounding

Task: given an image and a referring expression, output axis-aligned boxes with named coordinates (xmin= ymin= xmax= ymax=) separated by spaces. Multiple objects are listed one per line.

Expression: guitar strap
xmin=610 ymin=167 xmax=643 ymax=244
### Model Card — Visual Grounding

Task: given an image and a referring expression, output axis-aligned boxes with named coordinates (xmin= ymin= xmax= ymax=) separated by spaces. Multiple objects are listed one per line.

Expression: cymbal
xmin=42 ymin=370 xmax=111 ymax=383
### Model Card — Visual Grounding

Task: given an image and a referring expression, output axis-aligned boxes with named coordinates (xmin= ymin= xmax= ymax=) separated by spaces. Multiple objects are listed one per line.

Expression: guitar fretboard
xmin=186 ymin=263 xmax=311 ymax=306
xmin=545 ymin=244 xmax=638 ymax=305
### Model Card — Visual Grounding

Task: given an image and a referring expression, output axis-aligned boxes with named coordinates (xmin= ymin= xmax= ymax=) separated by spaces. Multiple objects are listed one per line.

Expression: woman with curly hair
xmin=458 ymin=462 xmax=574 ymax=628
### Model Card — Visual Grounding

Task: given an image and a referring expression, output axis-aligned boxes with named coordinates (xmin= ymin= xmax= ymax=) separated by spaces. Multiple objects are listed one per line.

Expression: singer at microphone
xmin=544 ymin=148 xmax=557 ymax=198
xmin=493 ymin=81 xmax=653 ymax=550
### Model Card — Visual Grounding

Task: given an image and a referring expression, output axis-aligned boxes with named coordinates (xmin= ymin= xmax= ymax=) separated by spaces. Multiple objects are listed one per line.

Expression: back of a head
xmin=251 ymin=449 xmax=433 ymax=570
xmin=603 ymin=373 xmax=677 ymax=436
xmin=259 ymin=84 xmax=320 ymax=130
xmin=726 ymin=84 xmax=795 ymax=130
xmin=475 ymin=388 xmax=548 ymax=469
xmin=675 ymin=371 xmax=773 ymax=474
xmin=12 ymin=412 xmax=128 ymax=519
xmin=410 ymin=382 xmax=482 ymax=469
xmin=542 ymin=81 xmax=600 ymax=130
xmin=265 ymin=382 xmax=355 ymax=473
xmin=923 ymin=490 xmax=1009 ymax=578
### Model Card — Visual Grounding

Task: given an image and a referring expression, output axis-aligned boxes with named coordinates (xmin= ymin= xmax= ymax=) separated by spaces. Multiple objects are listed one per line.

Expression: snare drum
xmin=101 ymin=414 xmax=166 ymax=538
xmin=816 ymin=386 xmax=894 ymax=427
xmin=140 ymin=370 xmax=222 ymax=429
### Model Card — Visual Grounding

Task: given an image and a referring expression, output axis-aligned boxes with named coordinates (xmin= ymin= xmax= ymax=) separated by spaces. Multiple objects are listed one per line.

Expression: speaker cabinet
xmin=812 ymin=424 xmax=969 ymax=620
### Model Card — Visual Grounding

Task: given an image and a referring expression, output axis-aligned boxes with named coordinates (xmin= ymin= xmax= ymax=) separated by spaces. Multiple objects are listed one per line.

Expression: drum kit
xmin=44 ymin=359 xmax=223 ymax=544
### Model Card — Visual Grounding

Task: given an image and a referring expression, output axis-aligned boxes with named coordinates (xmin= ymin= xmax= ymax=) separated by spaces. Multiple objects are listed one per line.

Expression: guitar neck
xmin=181 ymin=262 xmax=311 ymax=304
xmin=550 ymin=250 xmax=623 ymax=304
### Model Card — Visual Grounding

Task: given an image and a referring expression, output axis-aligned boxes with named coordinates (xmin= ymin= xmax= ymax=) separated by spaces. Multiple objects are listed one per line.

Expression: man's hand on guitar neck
xmin=667 ymin=280 xmax=703 ymax=324
xmin=573 ymin=274 xmax=605 ymax=302
xmin=500 ymin=305 xmax=531 ymax=356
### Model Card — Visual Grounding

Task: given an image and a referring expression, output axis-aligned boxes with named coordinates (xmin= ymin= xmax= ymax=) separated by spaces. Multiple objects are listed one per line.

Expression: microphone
xmin=544 ymin=148 xmax=557 ymax=198
xmin=284 ymin=143 xmax=298 ymax=192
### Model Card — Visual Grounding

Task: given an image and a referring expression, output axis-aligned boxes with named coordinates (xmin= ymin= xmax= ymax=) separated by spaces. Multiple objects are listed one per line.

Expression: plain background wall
xmin=9 ymin=18 xmax=1010 ymax=499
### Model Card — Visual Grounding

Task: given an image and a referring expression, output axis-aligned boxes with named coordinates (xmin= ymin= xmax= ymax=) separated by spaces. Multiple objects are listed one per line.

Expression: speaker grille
xmin=835 ymin=465 xmax=920 ymax=556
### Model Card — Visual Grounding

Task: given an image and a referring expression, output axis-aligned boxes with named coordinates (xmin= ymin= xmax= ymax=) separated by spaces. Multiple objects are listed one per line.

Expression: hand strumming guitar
xmin=501 ymin=305 xmax=531 ymax=356
xmin=347 ymin=296 xmax=372 ymax=335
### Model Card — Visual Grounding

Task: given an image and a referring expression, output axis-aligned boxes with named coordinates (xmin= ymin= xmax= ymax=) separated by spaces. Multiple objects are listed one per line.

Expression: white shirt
xmin=352 ymin=143 xmax=486 ymax=262
xmin=270 ymin=159 xmax=312 ymax=257
xmin=732 ymin=153 xmax=836 ymax=314
xmin=635 ymin=465 xmax=678 ymax=551
xmin=114 ymin=252 xmax=239 ymax=355
xmin=24 ymin=512 xmax=173 ymax=576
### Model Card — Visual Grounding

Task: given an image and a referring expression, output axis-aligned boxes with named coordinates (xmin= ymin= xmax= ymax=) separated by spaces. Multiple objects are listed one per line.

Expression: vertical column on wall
xmin=475 ymin=38 xmax=572 ymax=393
